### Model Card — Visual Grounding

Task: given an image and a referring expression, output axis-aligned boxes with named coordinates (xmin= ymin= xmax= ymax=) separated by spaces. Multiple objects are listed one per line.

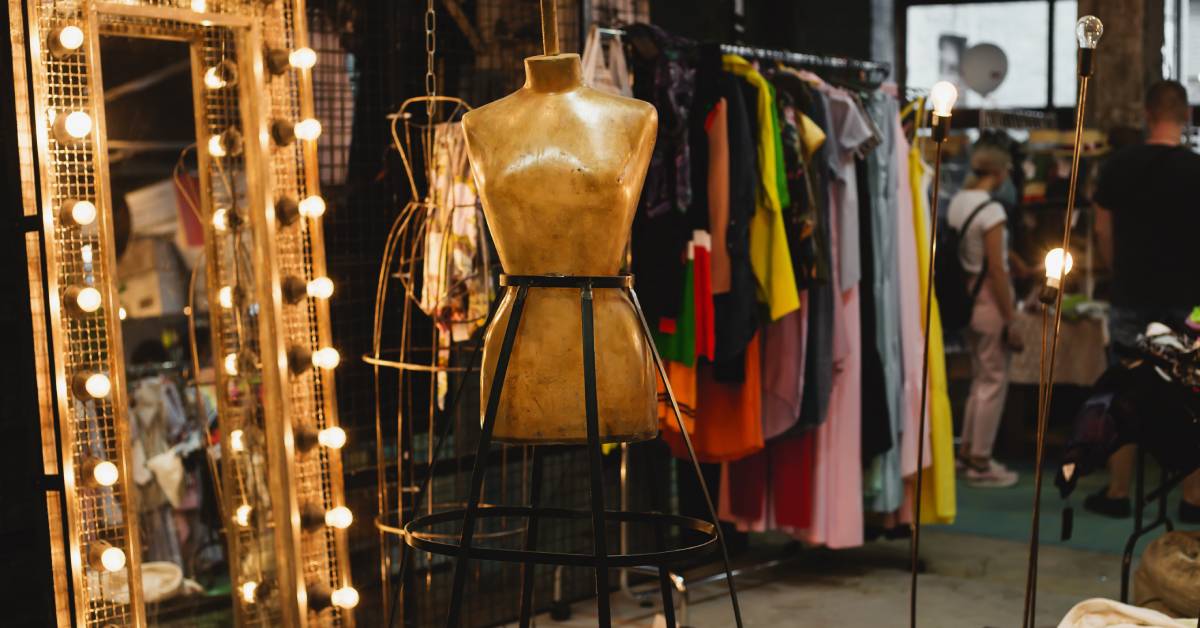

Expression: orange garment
xmin=662 ymin=335 xmax=764 ymax=463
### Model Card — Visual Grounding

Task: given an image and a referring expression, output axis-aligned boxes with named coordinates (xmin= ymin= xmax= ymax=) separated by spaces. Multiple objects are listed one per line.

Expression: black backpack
xmin=935 ymin=198 xmax=992 ymax=332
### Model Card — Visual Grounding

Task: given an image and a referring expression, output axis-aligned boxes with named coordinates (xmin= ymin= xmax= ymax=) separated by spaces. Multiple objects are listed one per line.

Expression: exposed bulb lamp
xmin=64 ymin=285 xmax=102 ymax=317
xmin=229 ymin=428 xmax=246 ymax=453
xmin=240 ymin=581 xmax=258 ymax=604
xmin=83 ymin=458 xmax=119 ymax=488
xmin=306 ymin=583 xmax=359 ymax=611
xmin=317 ymin=426 xmax=346 ymax=449
xmin=1023 ymin=16 xmax=1104 ymax=628
xmin=312 ymin=347 xmax=340 ymax=369
xmin=234 ymin=503 xmax=253 ymax=527
xmin=293 ymin=118 xmax=322 ymax=141
xmin=63 ymin=199 xmax=97 ymax=226
xmin=224 ymin=353 xmax=238 ymax=376
xmin=298 ymin=195 xmax=325 ymax=218
xmin=928 ymin=81 xmax=957 ymax=142
xmin=909 ymin=80 xmax=958 ymax=628
xmin=88 ymin=541 xmax=126 ymax=572
xmin=324 ymin=506 xmax=353 ymax=529
xmin=289 ymin=47 xmax=317 ymax=70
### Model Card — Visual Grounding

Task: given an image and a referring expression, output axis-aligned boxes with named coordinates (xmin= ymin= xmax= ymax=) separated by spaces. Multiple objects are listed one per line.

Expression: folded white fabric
xmin=146 ymin=451 xmax=184 ymax=508
xmin=1058 ymin=598 xmax=1198 ymax=628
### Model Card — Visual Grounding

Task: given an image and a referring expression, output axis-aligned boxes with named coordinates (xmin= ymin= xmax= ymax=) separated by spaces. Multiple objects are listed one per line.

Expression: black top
xmin=1094 ymin=144 xmax=1200 ymax=308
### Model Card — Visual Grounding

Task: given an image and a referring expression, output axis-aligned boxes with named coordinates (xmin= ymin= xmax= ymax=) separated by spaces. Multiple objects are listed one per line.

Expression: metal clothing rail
xmin=594 ymin=26 xmax=891 ymax=80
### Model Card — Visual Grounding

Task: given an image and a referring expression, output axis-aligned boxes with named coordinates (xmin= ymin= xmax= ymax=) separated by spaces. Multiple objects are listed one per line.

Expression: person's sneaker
xmin=965 ymin=459 xmax=1019 ymax=488
xmin=1181 ymin=500 xmax=1200 ymax=524
xmin=1083 ymin=489 xmax=1131 ymax=519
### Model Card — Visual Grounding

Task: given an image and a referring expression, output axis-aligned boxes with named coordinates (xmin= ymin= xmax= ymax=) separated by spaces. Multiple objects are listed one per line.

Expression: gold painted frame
xmin=12 ymin=0 xmax=352 ymax=626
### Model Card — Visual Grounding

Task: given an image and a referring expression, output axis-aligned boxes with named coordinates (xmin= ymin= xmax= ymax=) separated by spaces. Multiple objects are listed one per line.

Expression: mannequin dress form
xmin=462 ymin=52 xmax=659 ymax=443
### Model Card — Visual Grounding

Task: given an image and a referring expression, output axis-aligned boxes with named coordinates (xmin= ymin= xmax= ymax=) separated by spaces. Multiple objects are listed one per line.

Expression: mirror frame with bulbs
xmin=10 ymin=0 xmax=353 ymax=626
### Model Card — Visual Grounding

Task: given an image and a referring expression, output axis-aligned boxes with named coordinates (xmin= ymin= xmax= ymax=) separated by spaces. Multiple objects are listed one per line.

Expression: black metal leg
xmin=446 ymin=286 xmax=530 ymax=628
xmin=581 ymin=281 xmax=613 ymax=628
xmin=654 ymin=520 xmax=678 ymax=628
xmin=519 ymin=446 xmax=545 ymax=628
xmin=627 ymin=287 xmax=744 ymax=628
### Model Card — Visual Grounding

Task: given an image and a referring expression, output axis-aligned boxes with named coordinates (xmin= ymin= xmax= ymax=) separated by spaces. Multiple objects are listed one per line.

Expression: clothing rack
xmin=594 ymin=26 xmax=892 ymax=83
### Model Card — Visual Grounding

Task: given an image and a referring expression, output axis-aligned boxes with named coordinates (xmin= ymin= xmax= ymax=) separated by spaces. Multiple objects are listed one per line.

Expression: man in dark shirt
xmin=1088 ymin=80 xmax=1200 ymax=522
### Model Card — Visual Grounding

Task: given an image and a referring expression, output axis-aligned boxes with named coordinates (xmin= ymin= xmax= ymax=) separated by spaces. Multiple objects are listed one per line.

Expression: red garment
xmin=663 ymin=335 xmax=764 ymax=463
xmin=692 ymin=231 xmax=716 ymax=360
xmin=772 ymin=434 xmax=815 ymax=530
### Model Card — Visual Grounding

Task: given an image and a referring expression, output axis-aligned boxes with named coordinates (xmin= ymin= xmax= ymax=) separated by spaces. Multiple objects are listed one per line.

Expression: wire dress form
xmin=368 ymin=96 xmax=527 ymax=625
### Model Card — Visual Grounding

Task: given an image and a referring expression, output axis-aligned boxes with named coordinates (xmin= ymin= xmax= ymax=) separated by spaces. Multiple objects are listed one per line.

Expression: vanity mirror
xmin=12 ymin=1 xmax=353 ymax=625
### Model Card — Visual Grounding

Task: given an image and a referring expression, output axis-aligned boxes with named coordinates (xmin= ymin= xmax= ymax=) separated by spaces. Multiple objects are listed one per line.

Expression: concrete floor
xmin=521 ymin=529 xmax=1124 ymax=628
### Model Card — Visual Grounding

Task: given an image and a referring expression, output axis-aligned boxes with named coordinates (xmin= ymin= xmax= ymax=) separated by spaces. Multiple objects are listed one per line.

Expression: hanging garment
xmin=1056 ymin=599 xmax=1197 ymax=628
xmin=692 ymin=231 xmax=716 ymax=360
xmin=706 ymin=99 xmax=732 ymax=295
xmin=863 ymin=93 xmax=906 ymax=514
xmin=663 ymin=335 xmax=764 ymax=463
xmin=628 ymin=24 xmax=697 ymax=328
xmin=821 ymin=87 xmax=875 ymax=292
xmin=892 ymin=104 xmax=931 ymax=489
xmin=761 ymin=292 xmax=807 ymax=438
xmin=857 ymin=156 xmax=892 ymax=469
xmin=581 ymin=26 xmax=633 ymax=97
xmin=908 ymin=105 xmax=957 ymax=524
xmin=653 ymin=239 xmax=699 ymax=366
xmin=722 ymin=55 xmax=799 ymax=321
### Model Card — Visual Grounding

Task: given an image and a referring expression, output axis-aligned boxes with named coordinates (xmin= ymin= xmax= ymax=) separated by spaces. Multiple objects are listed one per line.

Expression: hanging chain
xmin=424 ymin=0 xmax=437 ymax=102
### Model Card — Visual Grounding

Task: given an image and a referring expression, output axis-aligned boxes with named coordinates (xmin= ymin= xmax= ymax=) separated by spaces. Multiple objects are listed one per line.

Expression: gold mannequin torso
xmin=463 ymin=53 xmax=659 ymax=443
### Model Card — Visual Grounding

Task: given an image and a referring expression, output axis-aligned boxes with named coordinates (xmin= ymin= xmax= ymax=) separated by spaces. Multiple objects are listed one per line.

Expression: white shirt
xmin=946 ymin=189 xmax=1007 ymax=274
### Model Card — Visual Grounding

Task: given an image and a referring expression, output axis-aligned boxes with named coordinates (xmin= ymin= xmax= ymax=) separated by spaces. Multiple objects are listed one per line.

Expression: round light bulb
xmin=191 ymin=0 xmax=206 ymax=12
xmin=91 ymin=460 xmax=119 ymax=487
xmin=212 ymin=208 xmax=229 ymax=231
xmin=1076 ymin=15 xmax=1104 ymax=49
xmin=1044 ymin=247 xmax=1075 ymax=288
xmin=85 ymin=373 xmax=111 ymax=398
xmin=289 ymin=47 xmax=317 ymax=70
xmin=204 ymin=66 xmax=226 ymax=90
xmin=76 ymin=286 xmax=102 ymax=313
xmin=307 ymin=277 xmax=334 ymax=300
xmin=224 ymin=353 xmax=238 ymax=376
xmin=325 ymin=506 xmax=353 ymax=529
xmin=330 ymin=586 xmax=359 ymax=609
xmin=68 ymin=199 xmax=97 ymax=226
xmin=317 ymin=426 xmax=346 ymax=449
xmin=234 ymin=503 xmax=253 ymax=527
xmin=312 ymin=347 xmax=340 ymax=369
xmin=298 ymin=195 xmax=326 ymax=218
xmin=99 ymin=546 xmax=126 ymax=572
xmin=229 ymin=429 xmax=246 ymax=453
xmin=208 ymin=135 xmax=226 ymax=158
xmin=929 ymin=81 xmax=958 ymax=117
xmin=80 ymin=245 xmax=93 ymax=265
xmin=62 ymin=111 xmax=92 ymax=139
xmin=240 ymin=581 xmax=258 ymax=604
xmin=294 ymin=118 xmax=322 ymax=141
xmin=218 ymin=286 xmax=234 ymax=309
xmin=118 ymin=307 xmax=127 ymax=321
xmin=56 ymin=26 xmax=85 ymax=51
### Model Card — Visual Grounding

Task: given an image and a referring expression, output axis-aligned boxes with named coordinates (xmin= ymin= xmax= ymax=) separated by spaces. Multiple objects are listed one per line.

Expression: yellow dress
xmin=907 ymin=100 xmax=956 ymax=525
xmin=722 ymin=55 xmax=800 ymax=321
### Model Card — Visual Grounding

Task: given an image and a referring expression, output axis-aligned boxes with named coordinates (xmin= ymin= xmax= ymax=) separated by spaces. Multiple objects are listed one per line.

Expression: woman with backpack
xmin=946 ymin=142 xmax=1025 ymax=488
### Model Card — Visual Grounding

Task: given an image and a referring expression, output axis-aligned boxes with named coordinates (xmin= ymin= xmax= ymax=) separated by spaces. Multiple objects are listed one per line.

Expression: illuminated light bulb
xmin=90 ymin=460 xmax=119 ymax=487
xmin=204 ymin=66 xmax=226 ymax=90
xmin=191 ymin=0 xmax=206 ymax=12
xmin=218 ymin=286 xmax=234 ymax=309
xmin=289 ymin=47 xmax=317 ymax=70
xmin=330 ymin=586 xmax=359 ymax=610
xmin=53 ymin=110 xmax=92 ymax=143
xmin=234 ymin=503 xmax=253 ymax=527
xmin=224 ymin=353 xmax=238 ymax=376
xmin=324 ymin=506 xmax=353 ymax=529
xmin=1044 ymin=247 xmax=1075 ymax=289
xmin=84 ymin=373 xmax=111 ymax=398
xmin=76 ymin=286 xmax=102 ymax=312
xmin=240 ymin=581 xmax=258 ymax=604
xmin=50 ymin=26 xmax=85 ymax=57
xmin=229 ymin=429 xmax=245 ymax=453
xmin=317 ymin=426 xmax=346 ymax=449
xmin=80 ymin=245 xmax=93 ymax=265
xmin=89 ymin=542 xmax=126 ymax=572
xmin=294 ymin=118 xmax=322 ymax=141
xmin=929 ymin=81 xmax=958 ymax=118
xmin=298 ymin=195 xmax=326 ymax=219
xmin=307 ymin=277 xmax=334 ymax=300
xmin=208 ymin=135 xmax=226 ymax=158
xmin=1076 ymin=15 xmax=1104 ymax=49
xmin=212 ymin=208 xmax=229 ymax=232
xmin=312 ymin=347 xmax=340 ymax=369
xmin=65 ymin=199 xmax=97 ymax=226
xmin=118 ymin=307 xmax=127 ymax=321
